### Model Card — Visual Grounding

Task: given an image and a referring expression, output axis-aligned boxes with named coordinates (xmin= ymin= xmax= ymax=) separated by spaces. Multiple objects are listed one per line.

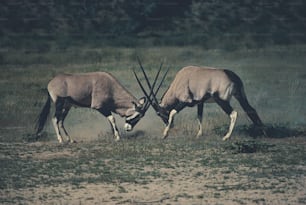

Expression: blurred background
xmin=1 ymin=0 xmax=305 ymax=50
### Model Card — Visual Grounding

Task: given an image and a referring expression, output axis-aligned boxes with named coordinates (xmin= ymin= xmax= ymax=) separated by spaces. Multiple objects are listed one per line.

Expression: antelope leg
xmin=59 ymin=121 xmax=72 ymax=143
xmin=196 ymin=102 xmax=204 ymax=138
xmin=53 ymin=99 xmax=65 ymax=143
xmin=52 ymin=117 xmax=63 ymax=143
xmin=223 ymin=110 xmax=237 ymax=141
xmin=196 ymin=118 xmax=203 ymax=138
xmin=214 ymin=96 xmax=237 ymax=141
xmin=163 ymin=109 xmax=177 ymax=139
xmin=60 ymin=106 xmax=76 ymax=143
xmin=107 ymin=115 xmax=121 ymax=141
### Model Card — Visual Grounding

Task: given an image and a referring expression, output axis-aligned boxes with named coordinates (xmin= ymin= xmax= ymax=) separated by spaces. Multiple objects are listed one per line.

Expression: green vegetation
xmin=1 ymin=1 xmax=305 ymax=49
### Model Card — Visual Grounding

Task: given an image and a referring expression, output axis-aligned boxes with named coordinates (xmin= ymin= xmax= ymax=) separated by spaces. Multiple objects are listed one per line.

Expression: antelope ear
xmin=138 ymin=97 xmax=146 ymax=106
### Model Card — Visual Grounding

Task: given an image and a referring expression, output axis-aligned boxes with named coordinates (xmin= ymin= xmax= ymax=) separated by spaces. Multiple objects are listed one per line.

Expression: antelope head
xmin=124 ymin=96 xmax=147 ymax=131
xmin=133 ymin=57 xmax=170 ymax=125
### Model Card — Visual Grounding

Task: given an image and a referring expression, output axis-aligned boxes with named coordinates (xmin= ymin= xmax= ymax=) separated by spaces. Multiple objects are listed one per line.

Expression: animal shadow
xmin=234 ymin=124 xmax=305 ymax=138
xmin=125 ymin=130 xmax=147 ymax=139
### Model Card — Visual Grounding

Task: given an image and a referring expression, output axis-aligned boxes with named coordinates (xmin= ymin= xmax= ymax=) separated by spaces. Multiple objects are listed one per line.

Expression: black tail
xmin=224 ymin=69 xmax=264 ymax=127
xmin=35 ymin=94 xmax=51 ymax=137
xmin=235 ymin=86 xmax=264 ymax=126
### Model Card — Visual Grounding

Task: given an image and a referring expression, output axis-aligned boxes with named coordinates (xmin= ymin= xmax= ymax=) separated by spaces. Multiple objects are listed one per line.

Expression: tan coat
xmin=48 ymin=72 xmax=137 ymax=117
xmin=161 ymin=66 xmax=235 ymax=107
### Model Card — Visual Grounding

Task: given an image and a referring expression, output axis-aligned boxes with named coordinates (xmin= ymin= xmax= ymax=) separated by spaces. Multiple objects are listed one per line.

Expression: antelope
xmin=35 ymin=71 xmax=160 ymax=143
xmin=135 ymin=62 xmax=266 ymax=140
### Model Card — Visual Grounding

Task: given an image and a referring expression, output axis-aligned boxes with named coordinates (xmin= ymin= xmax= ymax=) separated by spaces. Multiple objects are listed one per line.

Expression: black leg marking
xmin=60 ymin=104 xmax=72 ymax=140
xmin=213 ymin=96 xmax=233 ymax=115
xmin=54 ymin=98 xmax=65 ymax=120
xmin=167 ymin=102 xmax=187 ymax=129
xmin=196 ymin=102 xmax=204 ymax=138
xmin=97 ymin=109 xmax=113 ymax=133
xmin=174 ymin=102 xmax=187 ymax=113
xmin=214 ymin=94 xmax=237 ymax=140
xmin=53 ymin=98 xmax=66 ymax=142
xmin=197 ymin=102 xmax=204 ymax=122
xmin=97 ymin=108 xmax=111 ymax=118
xmin=97 ymin=109 xmax=120 ymax=140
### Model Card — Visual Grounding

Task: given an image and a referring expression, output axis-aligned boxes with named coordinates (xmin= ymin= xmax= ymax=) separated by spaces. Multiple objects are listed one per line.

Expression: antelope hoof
xmin=69 ymin=139 xmax=77 ymax=143
xmin=222 ymin=135 xmax=231 ymax=141
xmin=196 ymin=132 xmax=202 ymax=138
xmin=261 ymin=127 xmax=268 ymax=137
xmin=163 ymin=130 xmax=169 ymax=139
xmin=124 ymin=123 xmax=132 ymax=132
xmin=163 ymin=132 xmax=169 ymax=139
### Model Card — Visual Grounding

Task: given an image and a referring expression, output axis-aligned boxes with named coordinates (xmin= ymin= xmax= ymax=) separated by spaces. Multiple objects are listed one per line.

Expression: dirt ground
xmin=2 ymin=139 xmax=306 ymax=205
xmin=3 ymin=169 xmax=305 ymax=205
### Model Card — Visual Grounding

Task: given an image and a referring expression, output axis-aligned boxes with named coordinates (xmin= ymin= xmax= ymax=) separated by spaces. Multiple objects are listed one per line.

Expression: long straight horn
xmin=136 ymin=57 xmax=157 ymax=106
xmin=137 ymin=56 xmax=153 ymax=91
xmin=153 ymin=66 xmax=169 ymax=97
xmin=150 ymin=60 xmax=163 ymax=93
xmin=135 ymin=57 xmax=169 ymax=112
xmin=146 ymin=60 xmax=164 ymax=108
xmin=137 ymin=56 xmax=164 ymax=105
xmin=133 ymin=69 xmax=150 ymax=100
xmin=147 ymin=65 xmax=169 ymax=111
xmin=133 ymin=69 xmax=155 ymax=111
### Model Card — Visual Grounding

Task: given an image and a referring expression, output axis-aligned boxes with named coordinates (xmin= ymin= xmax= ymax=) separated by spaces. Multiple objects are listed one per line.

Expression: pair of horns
xmin=133 ymin=56 xmax=169 ymax=112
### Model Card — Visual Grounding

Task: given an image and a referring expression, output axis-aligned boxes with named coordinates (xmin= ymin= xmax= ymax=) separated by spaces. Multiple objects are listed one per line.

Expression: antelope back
xmin=161 ymin=66 xmax=235 ymax=105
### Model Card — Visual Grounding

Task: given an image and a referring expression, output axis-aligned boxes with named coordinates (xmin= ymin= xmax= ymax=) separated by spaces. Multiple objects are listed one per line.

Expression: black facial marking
xmin=126 ymin=113 xmax=143 ymax=128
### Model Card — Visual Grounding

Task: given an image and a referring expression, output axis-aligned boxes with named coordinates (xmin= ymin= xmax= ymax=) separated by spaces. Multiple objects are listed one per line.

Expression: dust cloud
xmin=54 ymin=107 xmax=165 ymax=142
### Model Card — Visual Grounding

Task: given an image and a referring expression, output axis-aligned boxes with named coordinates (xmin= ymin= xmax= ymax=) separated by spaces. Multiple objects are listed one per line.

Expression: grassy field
xmin=0 ymin=45 xmax=306 ymax=204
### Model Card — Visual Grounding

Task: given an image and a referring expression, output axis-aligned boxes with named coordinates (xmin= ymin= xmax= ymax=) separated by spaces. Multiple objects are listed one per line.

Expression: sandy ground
xmin=2 ymin=162 xmax=305 ymax=205
xmin=1 ymin=111 xmax=306 ymax=204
